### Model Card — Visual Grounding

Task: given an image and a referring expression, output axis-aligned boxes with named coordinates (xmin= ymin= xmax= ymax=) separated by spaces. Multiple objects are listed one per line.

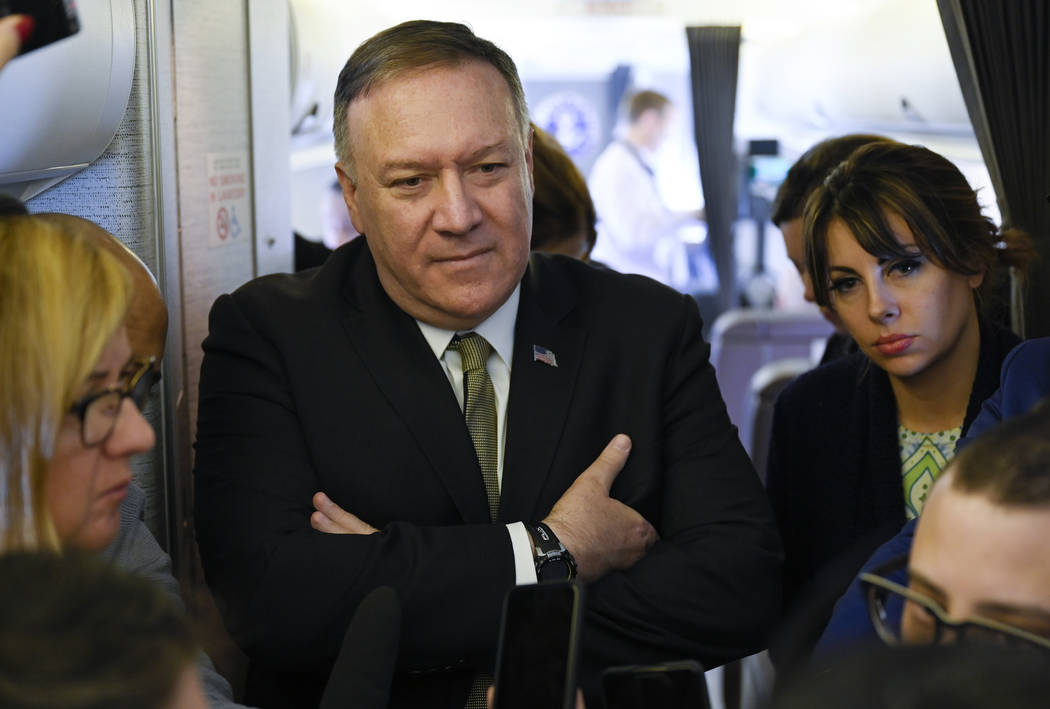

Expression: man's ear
xmin=967 ymin=267 xmax=985 ymax=290
xmin=335 ymin=163 xmax=365 ymax=235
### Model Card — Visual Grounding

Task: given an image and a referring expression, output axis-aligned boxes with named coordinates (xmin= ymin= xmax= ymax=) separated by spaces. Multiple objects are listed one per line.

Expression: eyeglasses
xmin=860 ymin=555 xmax=1050 ymax=654
xmin=68 ymin=356 xmax=160 ymax=447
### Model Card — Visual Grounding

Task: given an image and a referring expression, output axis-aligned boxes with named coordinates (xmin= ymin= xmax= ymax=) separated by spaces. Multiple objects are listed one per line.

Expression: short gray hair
xmin=333 ymin=20 xmax=530 ymax=179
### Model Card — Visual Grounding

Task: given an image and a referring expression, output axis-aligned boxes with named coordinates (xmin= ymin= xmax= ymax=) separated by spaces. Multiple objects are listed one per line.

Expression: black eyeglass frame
xmin=859 ymin=554 xmax=1050 ymax=653
xmin=68 ymin=355 xmax=160 ymax=447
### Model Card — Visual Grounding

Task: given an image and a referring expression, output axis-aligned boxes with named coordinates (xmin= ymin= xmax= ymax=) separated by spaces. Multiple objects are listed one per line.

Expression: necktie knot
xmin=449 ymin=333 xmax=492 ymax=373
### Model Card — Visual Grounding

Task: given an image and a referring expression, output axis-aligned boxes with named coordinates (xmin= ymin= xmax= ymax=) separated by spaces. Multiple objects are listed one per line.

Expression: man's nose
xmin=432 ymin=174 xmax=483 ymax=235
xmin=104 ymin=398 xmax=156 ymax=457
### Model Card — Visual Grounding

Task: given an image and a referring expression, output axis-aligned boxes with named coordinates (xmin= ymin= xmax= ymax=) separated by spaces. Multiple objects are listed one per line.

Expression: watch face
xmin=539 ymin=558 xmax=573 ymax=581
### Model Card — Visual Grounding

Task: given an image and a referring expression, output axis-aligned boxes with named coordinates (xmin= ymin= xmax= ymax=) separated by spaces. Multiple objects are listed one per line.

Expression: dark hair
xmin=775 ymin=644 xmax=1050 ymax=709
xmin=530 ymin=123 xmax=596 ymax=257
xmin=804 ymin=141 xmax=1034 ymax=308
xmin=0 ymin=551 xmax=196 ymax=708
xmin=770 ymin=134 xmax=891 ymax=226
xmin=628 ymin=90 xmax=670 ymax=123
xmin=333 ymin=20 xmax=528 ymax=174
xmin=948 ymin=399 xmax=1050 ymax=507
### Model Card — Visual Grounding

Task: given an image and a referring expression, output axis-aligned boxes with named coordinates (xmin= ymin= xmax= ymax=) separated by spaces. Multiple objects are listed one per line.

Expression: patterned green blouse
xmin=899 ymin=425 xmax=963 ymax=519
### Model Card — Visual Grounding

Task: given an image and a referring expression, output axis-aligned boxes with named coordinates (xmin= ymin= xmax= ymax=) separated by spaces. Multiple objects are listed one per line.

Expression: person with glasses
xmin=0 ymin=213 xmax=155 ymax=551
xmin=0 ymin=212 xmax=248 ymax=708
xmin=832 ymin=402 xmax=1050 ymax=660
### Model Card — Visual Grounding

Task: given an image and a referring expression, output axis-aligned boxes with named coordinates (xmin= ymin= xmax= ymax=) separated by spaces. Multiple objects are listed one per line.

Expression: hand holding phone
xmin=491 ymin=582 xmax=583 ymax=709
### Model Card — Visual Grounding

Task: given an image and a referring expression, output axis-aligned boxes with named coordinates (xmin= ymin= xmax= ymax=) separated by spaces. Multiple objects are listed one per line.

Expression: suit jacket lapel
xmin=337 ymin=243 xmax=490 ymax=523
xmin=500 ymin=257 xmax=585 ymax=523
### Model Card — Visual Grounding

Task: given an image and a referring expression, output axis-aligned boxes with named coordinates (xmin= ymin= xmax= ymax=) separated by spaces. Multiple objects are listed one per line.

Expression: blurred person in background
xmin=588 ymin=90 xmax=703 ymax=286
xmin=529 ymin=123 xmax=596 ymax=261
xmin=295 ymin=181 xmax=361 ymax=271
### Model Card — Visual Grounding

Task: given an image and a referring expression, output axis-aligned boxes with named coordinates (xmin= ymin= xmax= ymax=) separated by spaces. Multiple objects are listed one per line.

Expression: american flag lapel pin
xmin=532 ymin=344 xmax=558 ymax=367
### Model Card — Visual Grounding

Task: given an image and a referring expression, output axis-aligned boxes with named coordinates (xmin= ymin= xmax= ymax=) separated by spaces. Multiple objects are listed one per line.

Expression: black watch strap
xmin=526 ymin=522 xmax=577 ymax=581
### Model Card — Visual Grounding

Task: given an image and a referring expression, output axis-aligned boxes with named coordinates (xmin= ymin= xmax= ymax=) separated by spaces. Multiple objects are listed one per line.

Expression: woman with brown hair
xmin=765 ymin=141 xmax=1032 ymax=663
xmin=530 ymin=123 xmax=597 ymax=261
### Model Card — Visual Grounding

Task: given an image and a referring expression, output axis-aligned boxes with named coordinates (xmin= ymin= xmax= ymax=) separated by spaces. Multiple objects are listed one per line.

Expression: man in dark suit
xmin=193 ymin=20 xmax=781 ymax=709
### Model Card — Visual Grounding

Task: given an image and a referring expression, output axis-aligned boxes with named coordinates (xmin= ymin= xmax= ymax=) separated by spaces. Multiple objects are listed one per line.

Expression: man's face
xmin=337 ymin=60 xmax=534 ymax=331
xmin=637 ymin=106 xmax=672 ymax=150
xmin=779 ymin=217 xmax=844 ymax=331
xmin=903 ymin=478 xmax=1050 ymax=644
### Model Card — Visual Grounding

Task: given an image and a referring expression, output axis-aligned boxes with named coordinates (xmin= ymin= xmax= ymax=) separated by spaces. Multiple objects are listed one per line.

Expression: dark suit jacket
xmin=194 ymin=238 xmax=782 ymax=708
xmin=764 ymin=320 xmax=1019 ymax=670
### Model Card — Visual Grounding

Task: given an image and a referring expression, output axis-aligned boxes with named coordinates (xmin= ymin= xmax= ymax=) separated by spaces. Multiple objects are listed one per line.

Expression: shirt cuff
xmin=506 ymin=522 xmax=538 ymax=585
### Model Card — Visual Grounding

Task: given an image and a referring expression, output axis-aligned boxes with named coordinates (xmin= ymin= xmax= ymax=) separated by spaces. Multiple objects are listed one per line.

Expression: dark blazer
xmin=194 ymin=238 xmax=782 ymax=709
xmin=766 ymin=320 xmax=1020 ymax=614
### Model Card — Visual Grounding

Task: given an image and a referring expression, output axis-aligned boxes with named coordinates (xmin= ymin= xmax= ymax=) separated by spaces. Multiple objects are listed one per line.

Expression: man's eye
xmin=478 ymin=163 xmax=505 ymax=174
xmin=394 ymin=177 xmax=422 ymax=188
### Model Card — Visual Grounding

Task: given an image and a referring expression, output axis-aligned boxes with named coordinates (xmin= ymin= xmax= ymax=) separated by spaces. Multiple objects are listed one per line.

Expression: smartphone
xmin=602 ymin=660 xmax=710 ymax=709
xmin=491 ymin=581 xmax=583 ymax=709
xmin=0 ymin=0 xmax=79 ymax=57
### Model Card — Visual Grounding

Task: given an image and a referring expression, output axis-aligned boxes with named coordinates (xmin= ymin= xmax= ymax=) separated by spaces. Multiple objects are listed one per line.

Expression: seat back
xmin=709 ymin=309 xmax=831 ymax=456
xmin=746 ymin=358 xmax=814 ymax=484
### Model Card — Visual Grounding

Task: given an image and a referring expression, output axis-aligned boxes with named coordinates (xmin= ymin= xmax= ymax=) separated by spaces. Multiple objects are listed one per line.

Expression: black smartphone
xmin=0 ymin=0 xmax=79 ymax=57
xmin=602 ymin=660 xmax=710 ymax=709
xmin=491 ymin=581 xmax=583 ymax=709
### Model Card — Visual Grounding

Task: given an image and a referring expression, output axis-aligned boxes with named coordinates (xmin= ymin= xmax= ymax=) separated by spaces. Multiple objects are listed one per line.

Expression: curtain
xmin=686 ymin=26 xmax=742 ymax=316
xmin=938 ymin=1 xmax=1050 ymax=337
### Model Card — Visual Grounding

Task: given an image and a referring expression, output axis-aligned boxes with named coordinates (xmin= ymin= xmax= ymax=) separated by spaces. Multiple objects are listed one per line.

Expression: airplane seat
xmin=746 ymin=358 xmax=814 ymax=485
xmin=708 ymin=309 xmax=832 ymax=458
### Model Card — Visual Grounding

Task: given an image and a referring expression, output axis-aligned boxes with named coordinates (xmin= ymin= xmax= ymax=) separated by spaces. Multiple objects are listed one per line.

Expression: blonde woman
xmin=0 ymin=213 xmax=155 ymax=552
xmin=0 ymin=213 xmax=254 ymax=709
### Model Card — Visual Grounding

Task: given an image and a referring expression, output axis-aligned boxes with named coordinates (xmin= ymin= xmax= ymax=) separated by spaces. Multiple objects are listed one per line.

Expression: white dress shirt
xmin=415 ymin=285 xmax=537 ymax=585
xmin=588 ymin=140 xmax=692 ymax=285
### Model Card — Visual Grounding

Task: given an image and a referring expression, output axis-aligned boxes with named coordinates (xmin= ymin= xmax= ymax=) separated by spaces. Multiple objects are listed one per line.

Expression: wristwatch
xmin=525 ymin=522 xmax=577 ymax=581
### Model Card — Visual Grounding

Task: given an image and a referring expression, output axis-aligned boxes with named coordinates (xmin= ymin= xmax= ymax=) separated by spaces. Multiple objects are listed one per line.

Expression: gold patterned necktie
xmin=449 ymin=334 xmax=500 ymax=709
xmin=448 ymin=333 xmax=500 ymax=522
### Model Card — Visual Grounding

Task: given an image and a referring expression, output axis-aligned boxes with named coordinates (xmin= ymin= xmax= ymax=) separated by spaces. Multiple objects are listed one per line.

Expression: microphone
xmin=319 ymin=585 xmax=402 ymax=709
